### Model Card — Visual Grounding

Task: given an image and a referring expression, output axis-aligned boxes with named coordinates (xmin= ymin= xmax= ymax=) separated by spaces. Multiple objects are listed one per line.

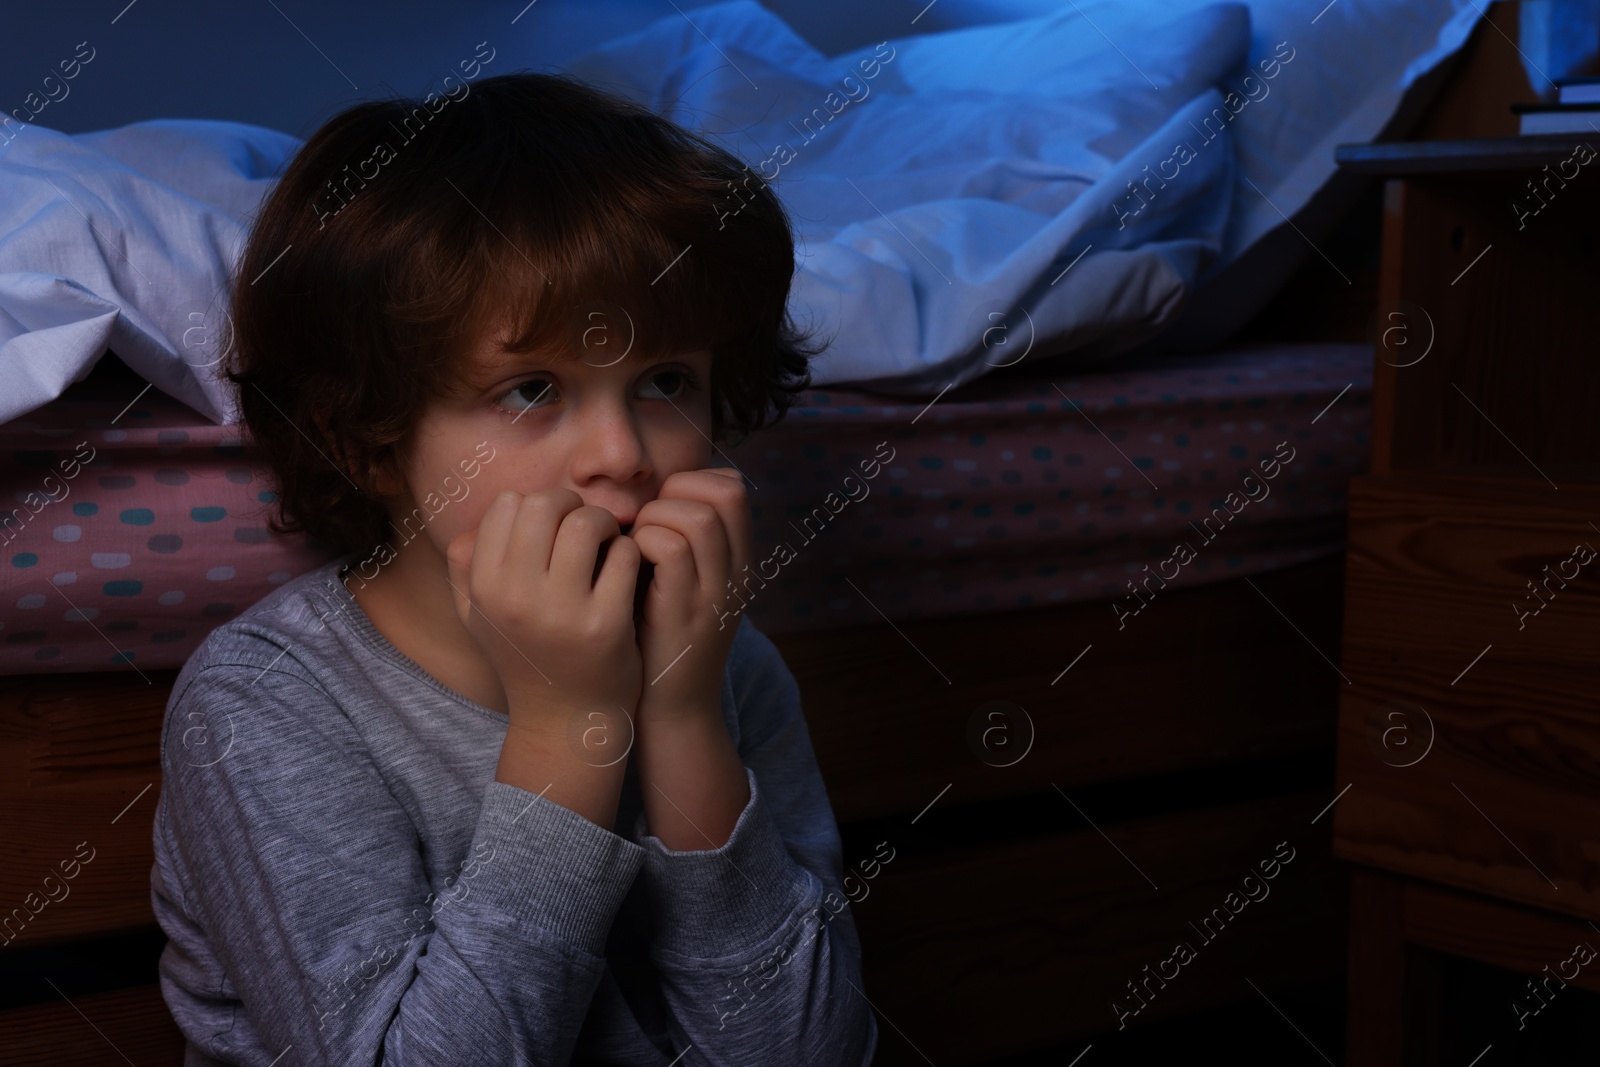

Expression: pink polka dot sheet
xmin=0 ymin=342 xmax=1369 ymax=673
xmin=1 ymin=360 xmax=339 ymax=674
xmin=720 ymin=341 xmax=1370 ymax=633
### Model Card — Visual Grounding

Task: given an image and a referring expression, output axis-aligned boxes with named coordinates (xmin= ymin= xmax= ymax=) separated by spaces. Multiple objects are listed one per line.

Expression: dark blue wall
xmin=1 ymin=0 xmax=949 ymax=141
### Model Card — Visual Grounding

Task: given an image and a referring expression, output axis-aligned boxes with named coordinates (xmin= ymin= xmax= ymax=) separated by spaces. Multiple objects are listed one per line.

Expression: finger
xmin=660 ymin=468 xmax=751 ymax=574
xmin=501 ymin=488 xmax=583 ymax=580
xmin=630 ymin=523 xmax=696 ymax=607
xmin=464 ymin=490 xmax=523 ymax=613
xmin=473 ymin=490 xmax=522 ymax=576
xmin=653 ymin=469 xmax=750 ymax=588
xmin=549 ymin=505 xmax=621 ymax=597
xmin=632 ymin=497 xmax=727 ymax=599
xmin=592 ymin=528 xmax=642 ymax=617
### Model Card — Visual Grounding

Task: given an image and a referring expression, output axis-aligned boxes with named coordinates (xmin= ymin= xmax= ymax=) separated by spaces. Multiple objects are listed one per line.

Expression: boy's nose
xmin=570 ymin=404 xmax=651 ymax=490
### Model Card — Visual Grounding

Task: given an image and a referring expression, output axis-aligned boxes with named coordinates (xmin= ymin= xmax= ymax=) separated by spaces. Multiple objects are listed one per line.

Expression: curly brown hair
xmin=225 ymin=69 xmax=825 ymax=557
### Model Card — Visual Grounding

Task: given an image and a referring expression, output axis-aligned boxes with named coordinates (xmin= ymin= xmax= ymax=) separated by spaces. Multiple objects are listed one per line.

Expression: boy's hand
xmin=445 ymin=489 xmax=644 ymax=736
xmin=628 ymin=468 xmax=752 ymax=727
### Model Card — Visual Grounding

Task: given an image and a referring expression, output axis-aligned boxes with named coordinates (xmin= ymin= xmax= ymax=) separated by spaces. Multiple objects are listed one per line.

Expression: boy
xmin=150 ymin=70 xmax=875 ymax=1065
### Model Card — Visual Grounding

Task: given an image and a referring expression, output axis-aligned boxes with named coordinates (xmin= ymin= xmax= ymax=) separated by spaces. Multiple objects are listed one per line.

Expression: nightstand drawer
xmin=1332 ymin=473 xmax=1600 ymax=915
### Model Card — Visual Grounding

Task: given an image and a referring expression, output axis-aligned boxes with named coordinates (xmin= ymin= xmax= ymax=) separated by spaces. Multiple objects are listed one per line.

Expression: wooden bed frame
xmin=0 ymin=6 xmax=1528 ymax=1063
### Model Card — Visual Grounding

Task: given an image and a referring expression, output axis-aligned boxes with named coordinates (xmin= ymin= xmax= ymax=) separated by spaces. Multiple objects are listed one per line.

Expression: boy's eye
xmin=639 ymin=369 xmax=695 ymax=401
xmin=495 ymin=379 xmax=555 ymax=415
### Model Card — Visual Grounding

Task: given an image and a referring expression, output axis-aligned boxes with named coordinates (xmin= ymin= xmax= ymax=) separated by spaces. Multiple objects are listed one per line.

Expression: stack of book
xmin=1515 ymin=78 xmax=1600 ymax=135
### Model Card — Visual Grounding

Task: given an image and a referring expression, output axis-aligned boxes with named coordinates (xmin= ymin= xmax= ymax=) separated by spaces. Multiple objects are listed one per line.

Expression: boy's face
xmin=380 ymin=329 xmax=717 ymax=556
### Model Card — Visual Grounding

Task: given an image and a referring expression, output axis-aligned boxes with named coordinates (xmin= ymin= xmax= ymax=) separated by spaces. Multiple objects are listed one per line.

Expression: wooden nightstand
xmin=1331 ymin=136 xmax=1600 ymax=1063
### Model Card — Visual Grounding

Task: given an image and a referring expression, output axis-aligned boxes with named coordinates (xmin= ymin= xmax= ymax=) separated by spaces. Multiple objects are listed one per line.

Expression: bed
xmin=0 ymin=0 xmax=1509 ymax=1062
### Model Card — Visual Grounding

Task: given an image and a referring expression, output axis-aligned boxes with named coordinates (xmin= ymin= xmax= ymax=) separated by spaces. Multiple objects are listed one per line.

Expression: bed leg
xmin=1347 ymin=867 xmax=1441 ymax=1066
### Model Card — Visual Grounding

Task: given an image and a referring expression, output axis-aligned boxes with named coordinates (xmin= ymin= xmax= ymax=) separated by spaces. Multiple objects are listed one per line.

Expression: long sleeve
xmin=154 ymin=656 xmax=645 ymax=1066
xmin=627 ymin=619 xmax=878 ymax=1065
